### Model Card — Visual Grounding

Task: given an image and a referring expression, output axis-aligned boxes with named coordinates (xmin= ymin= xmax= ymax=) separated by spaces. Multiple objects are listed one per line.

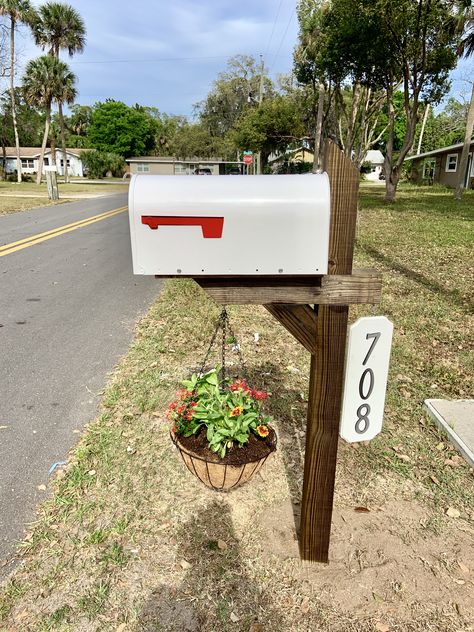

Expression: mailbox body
xmin=128 ymin=173 xmax=330 ymax=276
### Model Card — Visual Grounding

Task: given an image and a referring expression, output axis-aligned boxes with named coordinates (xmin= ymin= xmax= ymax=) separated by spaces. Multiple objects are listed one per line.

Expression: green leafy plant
xmin=167 ymin=368 xmax=272 ymax=458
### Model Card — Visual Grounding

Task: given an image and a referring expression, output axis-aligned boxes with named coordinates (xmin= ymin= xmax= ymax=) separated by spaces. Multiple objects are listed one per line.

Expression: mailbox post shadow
xmin=139 ymin=500 xmax=284 ymax=631
xmin=245 ymin=363 xmax=306 ymax=543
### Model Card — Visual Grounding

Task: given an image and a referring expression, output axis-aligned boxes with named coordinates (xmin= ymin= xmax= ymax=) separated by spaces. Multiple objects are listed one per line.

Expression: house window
xmin=445 ymin=154 xmax=458 ymax=172
xmin=174 ymin=163 xmax=187 ymax=174
xmin=60 ymin=159 xmax=71 ymax=167
xmin=21 ymin=159 xmax=34 ymax=169
xmin=136 ymin=163 xmax=150 ymax=173
xmin=44 ymin=157 xmax=49 ymax=166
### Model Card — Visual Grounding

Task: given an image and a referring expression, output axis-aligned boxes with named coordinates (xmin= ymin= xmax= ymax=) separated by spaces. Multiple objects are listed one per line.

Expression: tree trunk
xmin=384 ymin=84 xmax=395 ymax=202
xmin=9 ymin=18 xmax=22 ymax=183
xmin=385 ymin=169 xmax=400 ymax=203
xmin=312 ymin=83 xmax=325 ymax=172
xmin=454 ymin=82 xmax=474 ymax=200
xmin=58 ymin=101 xmax=69 ymax=182
xmin=37 ymin=104 xmax=51 ymax=185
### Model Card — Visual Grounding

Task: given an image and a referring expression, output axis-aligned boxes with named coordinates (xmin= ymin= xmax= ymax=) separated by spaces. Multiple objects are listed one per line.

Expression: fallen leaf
xmin=354 ymin=506 xmax=370 ymax=513
xmin=88 ymin=469 xmax=96 ymax=476
xmin=457 ymin=561 xmax=470 ymax=574
xmin=230 ymin=612 xmax=239 ymax=623
xmin=397 ymin=454 xmax=411 ymax=462
xmin=436 ymin=442 xmax=445 ymax=451
xmin=430 ymin=475 xmax=440 ymax=486
xmin=217 ymin=539 xmax=228 ymax=551
xmin=300 ymin=596 xmax=310 ymax=613
xmin=249 ymin=624 xmax=263 ymax=632
xmin=375 ymin=623 xmax=390 ymax=632
xmin=446 ymin=507 xmax=461 ymax=518
xmin=444 ymin=458 xmax=462 ymax=468
xmin=180 ymin=559 xmax=192 ymax=570
xmin=37 ymin=484 xmax=47 ymax=491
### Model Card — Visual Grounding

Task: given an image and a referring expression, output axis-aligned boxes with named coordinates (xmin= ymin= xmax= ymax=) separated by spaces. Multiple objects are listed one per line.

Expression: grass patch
xmin=0 ymin=195 xmax=68 ymax=215
xmin=0 ymin=183 xmax=473 ymax=631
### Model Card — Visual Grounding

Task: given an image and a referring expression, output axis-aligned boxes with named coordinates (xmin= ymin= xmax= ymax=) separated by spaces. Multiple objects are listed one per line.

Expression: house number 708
xmin=354 ymin=333 xmax=380 ymax=434
xmin=340 ymin=318 xmax=393 ymax=444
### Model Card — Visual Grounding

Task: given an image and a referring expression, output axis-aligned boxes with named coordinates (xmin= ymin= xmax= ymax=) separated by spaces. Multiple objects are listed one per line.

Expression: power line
xmin=270 ymin=9 xmax=295 ymax=73
xmin=68 ymin=54 xmax=264 ymax=65
xmin=264 ymin=0 xmax=285 ymax=58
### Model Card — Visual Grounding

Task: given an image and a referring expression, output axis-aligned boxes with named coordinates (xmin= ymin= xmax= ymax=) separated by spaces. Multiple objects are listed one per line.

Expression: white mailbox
xmin=128 ymin=173 xmax=330 ymax=276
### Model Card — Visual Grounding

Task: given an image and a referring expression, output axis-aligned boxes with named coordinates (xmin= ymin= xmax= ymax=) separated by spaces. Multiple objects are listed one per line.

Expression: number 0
xmin=359 ymin=368 xmax=374 ymax=400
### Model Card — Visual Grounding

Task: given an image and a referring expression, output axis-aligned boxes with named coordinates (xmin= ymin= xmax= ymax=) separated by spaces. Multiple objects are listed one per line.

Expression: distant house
xmin=126 ymin=156 xmax=243 ymax=175
xmin=363 ymin=149 xmax=385 ymax=181
xmin=1 ymin=147 xmax=86 ymax=177
xmin=268 ymin=146 xmax=315 ymax=171
xmin=404 ymin=140 xmax=474 ymax=188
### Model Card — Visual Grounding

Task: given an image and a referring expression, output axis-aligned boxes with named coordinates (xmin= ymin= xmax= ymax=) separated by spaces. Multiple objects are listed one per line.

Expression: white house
xmin=2 ymin=147 xmax=86 ymax=177
xmin=363 ymin=149 xmax=385 ymax=181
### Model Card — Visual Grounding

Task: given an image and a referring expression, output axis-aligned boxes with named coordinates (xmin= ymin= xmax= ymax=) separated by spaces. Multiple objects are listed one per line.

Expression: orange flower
xmin=256 ymin=425 xmax=269 ymax=438
xmin=230 ymin=406 xmax=244 ymax=417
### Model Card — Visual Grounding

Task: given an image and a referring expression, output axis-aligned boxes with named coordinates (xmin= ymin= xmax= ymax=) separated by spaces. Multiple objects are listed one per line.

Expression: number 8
xmin=355 ymin=403 xmax=370 ymax=434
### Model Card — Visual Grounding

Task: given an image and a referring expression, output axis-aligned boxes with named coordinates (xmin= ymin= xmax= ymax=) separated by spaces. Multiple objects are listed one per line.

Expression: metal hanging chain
xmin=196 ymin=307 xmax=248 ymax=388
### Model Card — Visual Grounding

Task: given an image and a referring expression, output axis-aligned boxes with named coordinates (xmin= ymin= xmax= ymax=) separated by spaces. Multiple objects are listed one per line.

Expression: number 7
xmin=363 ymin=332 xmax=381 ymax=365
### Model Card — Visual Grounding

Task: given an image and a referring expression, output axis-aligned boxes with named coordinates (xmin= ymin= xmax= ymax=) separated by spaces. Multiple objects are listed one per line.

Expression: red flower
xmin=256 ymin=425 xmax=269 ymax=437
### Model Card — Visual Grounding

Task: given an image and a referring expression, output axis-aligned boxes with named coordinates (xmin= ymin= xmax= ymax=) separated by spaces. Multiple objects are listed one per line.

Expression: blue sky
xmin=11 ymin=0 xmax=472 ymax=117
xmin=14 ymin=0 xmax=299 ymax=117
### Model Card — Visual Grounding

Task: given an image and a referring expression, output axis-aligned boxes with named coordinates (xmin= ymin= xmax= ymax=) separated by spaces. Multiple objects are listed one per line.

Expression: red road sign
xmin=243 ymin=154 xmax=253 ymax=165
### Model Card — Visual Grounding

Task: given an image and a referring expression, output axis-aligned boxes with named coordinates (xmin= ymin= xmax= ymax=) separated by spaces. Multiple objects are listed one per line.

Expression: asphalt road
xmin=0 ymin=194 xmax=160 ymax=575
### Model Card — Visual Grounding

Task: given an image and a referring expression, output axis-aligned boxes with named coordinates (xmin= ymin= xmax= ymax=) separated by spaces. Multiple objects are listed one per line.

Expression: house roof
xmin=364 ymin=150 xmax=384 ymax=164
xmin=3 ymin=147 xmax=87 ymax=158
xmin=126 ymin=156 xmax=242 ymax=164
xmin=404 ymin=140 xmax=474 ymax=161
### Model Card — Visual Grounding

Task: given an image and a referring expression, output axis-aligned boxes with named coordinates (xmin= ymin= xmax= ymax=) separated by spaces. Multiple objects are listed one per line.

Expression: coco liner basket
xmin=171 ymin=426 xmax=277 ymax=491
xmin=169 ymin=308 xmax=277 ymax=491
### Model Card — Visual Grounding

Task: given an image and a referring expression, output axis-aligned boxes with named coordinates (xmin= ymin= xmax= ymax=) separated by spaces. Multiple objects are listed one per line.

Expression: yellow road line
xmin=0 ymin=206 xmax=127 ymax=252
xmin=0 ymin=206 xmax=127 ymax=258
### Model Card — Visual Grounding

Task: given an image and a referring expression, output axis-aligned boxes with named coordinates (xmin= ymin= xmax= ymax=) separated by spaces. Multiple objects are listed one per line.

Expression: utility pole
xmin=257 ymin=54 xmax=264 ymax=175
xmin=416 ymin=103 xmax=430 ymax=155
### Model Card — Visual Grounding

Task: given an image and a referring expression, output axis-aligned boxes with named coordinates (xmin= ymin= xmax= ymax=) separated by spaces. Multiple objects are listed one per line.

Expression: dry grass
xmin=0 ymin=181 xmax=128 ymax=196
xmin=0 ymin=184 xmax=473 ymax=632
xmin=0 ymin=196 xmax=69 ymax=215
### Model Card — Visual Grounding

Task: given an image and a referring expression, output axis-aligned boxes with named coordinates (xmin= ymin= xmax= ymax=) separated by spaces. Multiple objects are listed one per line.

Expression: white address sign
xmin=340 ymin=316 xmax=394 ymax=443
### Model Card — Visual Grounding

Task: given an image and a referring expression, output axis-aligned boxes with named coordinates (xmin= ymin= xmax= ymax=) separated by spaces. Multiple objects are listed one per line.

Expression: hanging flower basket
xmin=167 ymin=308 xmax=276 ymax=491
xmin=170 ymin=424 xmax=277 ymax=491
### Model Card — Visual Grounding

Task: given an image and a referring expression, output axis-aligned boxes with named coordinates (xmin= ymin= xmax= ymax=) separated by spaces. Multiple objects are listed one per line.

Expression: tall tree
xmin=196 ymin=55 xmax=274 ymax=139
xmin=232 ymin=96 xmax=305 ymax=170
xmin=0 ymin=0 xmax=36 ymax=182
xmin=22 ymin=55 xmax=73 ymax=184
xmin=455 ymin=0 xmax=474 ymax=199
xmin=312 ymin=0 xmax=459 ymax=201
xmin=88 ymin=100 xmax=155 ymax=157
xmin=295 ymin=0 xmax=331 ymax=170
xmin=33 ymin=2 xmax=85 ymax=182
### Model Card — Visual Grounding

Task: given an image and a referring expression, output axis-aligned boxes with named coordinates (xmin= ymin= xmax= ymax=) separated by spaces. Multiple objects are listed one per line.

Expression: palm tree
xmin=33 ymin=2 xmax=85 ymax=182
xmin=22 ymin=55 xmax=75 ymax=185
xmin=0 ymin=0 xmax=36 ymax=182
xmin=455 ymin=0 xmax=474 ymax=199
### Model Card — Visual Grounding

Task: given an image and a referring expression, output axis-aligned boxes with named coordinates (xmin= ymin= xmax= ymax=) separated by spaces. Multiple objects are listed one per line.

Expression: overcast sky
xmin=13 ymin=0 xmax=299 ymax=117
xmin=11 ymin=0 xmax=472 ymax=117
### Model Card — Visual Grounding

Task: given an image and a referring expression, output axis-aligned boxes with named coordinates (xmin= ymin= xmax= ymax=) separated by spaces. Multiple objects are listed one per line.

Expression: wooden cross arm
xmin=196 ymin=268 xmax=381 ymax=306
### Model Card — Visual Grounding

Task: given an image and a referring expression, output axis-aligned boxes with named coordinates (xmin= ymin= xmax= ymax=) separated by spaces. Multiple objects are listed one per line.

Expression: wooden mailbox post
xmin=129 ymin=141 xmax=381 ymax=562
xmin=195 ymin=143 xmax=380 ymax=563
